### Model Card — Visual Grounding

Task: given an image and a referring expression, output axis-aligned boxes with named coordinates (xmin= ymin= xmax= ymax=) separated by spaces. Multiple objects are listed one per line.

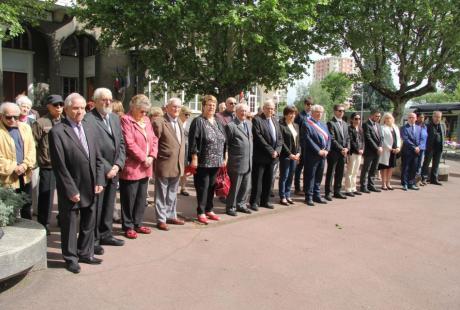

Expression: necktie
xmin=76 ymin=124 xmax=90 ymax=157
xmin=268 ymin=118 xmax=276 ymax=145
xmin=243 ymin=121 xmax=249 ymax=136
xmin=338 ymin=119 xmax=344 ymax=138
xmin=103 ymin=115 xmax=112 ymax=135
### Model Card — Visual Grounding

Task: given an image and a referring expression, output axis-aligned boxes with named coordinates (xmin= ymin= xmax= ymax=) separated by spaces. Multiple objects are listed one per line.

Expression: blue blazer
xmin=302 ymin=118 xmax=331 ymax=158
xmin=401 ymin=123 xmax=422 ymax=156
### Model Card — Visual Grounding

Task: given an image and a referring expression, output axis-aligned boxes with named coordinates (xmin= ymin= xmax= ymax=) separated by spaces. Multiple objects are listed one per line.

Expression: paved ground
xmin=1 ymin=159 xmax=460 ymax=309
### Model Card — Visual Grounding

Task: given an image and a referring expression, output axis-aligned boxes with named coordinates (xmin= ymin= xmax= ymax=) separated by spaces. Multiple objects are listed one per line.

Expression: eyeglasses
xmin=336 ymin=110 xmax=345 ymax=112
xmin=184 ymin=113 xmax=191 ymax=117
xmin=353 ymin=117 xmax=361 ymax=120
xmin=100 ymin=99 xmax=113 ymax=103
xmin=140 ymin=110 xmax=149 ymax=115
xmin=52 ymin=102 xmax=64 ymax=107
xmin=227 ymin=102 xmax=235 ymax=105
xmin=4 ymin=115 xmax=19 ymax=120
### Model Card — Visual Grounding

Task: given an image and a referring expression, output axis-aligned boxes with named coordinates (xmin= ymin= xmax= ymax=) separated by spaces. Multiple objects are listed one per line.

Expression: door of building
xmin=3 ymin=71 xmax=28 ymax=102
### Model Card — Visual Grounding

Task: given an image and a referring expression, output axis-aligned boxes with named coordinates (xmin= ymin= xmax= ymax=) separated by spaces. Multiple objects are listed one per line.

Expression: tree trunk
xmin=392 ymin=97 xmax=408 ymax=125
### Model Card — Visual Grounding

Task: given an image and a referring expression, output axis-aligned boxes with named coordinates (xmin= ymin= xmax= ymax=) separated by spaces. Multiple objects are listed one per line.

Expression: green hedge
xmin=0 ymin=188 xmax=30 ymax=227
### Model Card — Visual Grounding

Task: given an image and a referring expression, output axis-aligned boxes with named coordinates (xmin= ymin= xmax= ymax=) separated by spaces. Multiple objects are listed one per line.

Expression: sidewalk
xmin=1 ymin=160 xmax=460 ymax=309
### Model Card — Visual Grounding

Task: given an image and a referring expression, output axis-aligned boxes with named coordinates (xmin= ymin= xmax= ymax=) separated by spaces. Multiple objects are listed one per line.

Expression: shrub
xmin=0 ymin=188 xmax=30 ymax=227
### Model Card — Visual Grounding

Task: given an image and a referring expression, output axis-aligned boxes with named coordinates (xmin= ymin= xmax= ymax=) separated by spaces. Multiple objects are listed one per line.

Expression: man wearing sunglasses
xmin=32 ymin=95 xmax=64 ymax=234
xmin=0 ymin=101 xmax=36 ymax=219
xmin=294 ymin=97 xmax=313 ymax=195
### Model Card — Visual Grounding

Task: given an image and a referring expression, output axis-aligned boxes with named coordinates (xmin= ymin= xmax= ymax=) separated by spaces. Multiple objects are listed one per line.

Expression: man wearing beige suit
xmin=152 ymin=98 xmax=186 ymax=231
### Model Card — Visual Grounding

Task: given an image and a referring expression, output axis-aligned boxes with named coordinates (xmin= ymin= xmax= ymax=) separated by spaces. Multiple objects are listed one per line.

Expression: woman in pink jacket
xmin=120 ymin=94 xmax=158 ymax=239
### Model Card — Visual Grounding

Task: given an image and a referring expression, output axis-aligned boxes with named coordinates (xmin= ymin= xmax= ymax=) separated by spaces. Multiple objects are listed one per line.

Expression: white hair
xmin=263 ymin=99 xmax=275 ymax=108
xmin=235 ymin=103 xmax=249 ymax=112
xmin=0 ymin=102 xmax=20 ymax=115
xmin=64 ymin=93 xmax=86 ymax=109
xmin=167 ymin=97 xmax=182 ymax=106
xmin=93 ymin=88 xmax=113 ymax=101
xmin=310 ymin=104 xmax=324 ymax=112
xmin=16 ymin=95 xmax=32 ymax=108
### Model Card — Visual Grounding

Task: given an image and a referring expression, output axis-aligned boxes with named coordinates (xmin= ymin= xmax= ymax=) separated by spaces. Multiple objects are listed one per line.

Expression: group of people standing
xmin=0 ymin=91 xmax=446 ymax=274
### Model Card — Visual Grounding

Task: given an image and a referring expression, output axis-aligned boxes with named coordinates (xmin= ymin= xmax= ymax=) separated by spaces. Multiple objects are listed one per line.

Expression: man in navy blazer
xmin=400 ymin=112 xmax=422 ymax=191
xmin=294 ymin=97 xmax=313 ymax=194
xmin=302 ymin=104 xmax=331 ymax=206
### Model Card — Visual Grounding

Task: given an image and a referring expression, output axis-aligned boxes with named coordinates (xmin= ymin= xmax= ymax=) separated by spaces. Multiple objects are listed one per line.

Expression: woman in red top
xmin=120 ymin=94 xmax=158 ymax=239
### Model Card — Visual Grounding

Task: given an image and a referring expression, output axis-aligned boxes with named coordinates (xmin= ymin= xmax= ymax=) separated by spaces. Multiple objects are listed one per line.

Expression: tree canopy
xmin=312 ymin=0 xmax=460 ymax=122
xmin=320 ymin=72 xmax=353 ymax=106
xmin=75 ymin=0 xmax=319 ymax=101
xmin=0 ymin=0 xmax=54 ymax=40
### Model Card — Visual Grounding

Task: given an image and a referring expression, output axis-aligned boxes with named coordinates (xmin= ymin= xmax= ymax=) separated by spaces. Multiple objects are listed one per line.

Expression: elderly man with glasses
xmin=0 ymin=101 xmax=36 ymax=219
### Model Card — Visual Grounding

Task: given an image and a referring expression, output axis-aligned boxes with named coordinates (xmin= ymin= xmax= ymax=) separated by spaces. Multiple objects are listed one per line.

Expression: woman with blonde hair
xmin=378 ymin=113 xmax=401 ymax=190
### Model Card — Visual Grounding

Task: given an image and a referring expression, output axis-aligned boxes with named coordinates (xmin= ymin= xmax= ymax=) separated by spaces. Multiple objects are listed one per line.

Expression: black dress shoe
xmin=402 ymin=185 xmax=408 ymax=191
xmin=79 ymin=256 xmax=103 ymax=265
xmin=65 ymin=261 xmax=81 ymax=274
xmin=237 ymin=207 xmax=252 ymax=214
xmin=368 ymin=187 xmax=381 ymax=192
xmin=345 ymin=192 xmax=355 ymax=197
xmin=280 ymin=199 xmax=289 ymax=206
xmin=94 ymin=245 xmax=104 ymax=255
xmin=100 ymin=236 xmax=125 ymax=246
xmin=313 ymin=197 xmax=327 ymax=204
xmin=360 ymin=188 xmax=371 ymax=194
xmin=333 ymin=192 xmax=347 ymax=199
xmin=249 ymin=204 xmax=259 ymax=211
xmin=226 ymin=209 xmax=238 ymax=216
xmin=325 ymin=194 xmax=333 ymax=201
xmin=431 ymin=180 xmax=442 ymax=185
xmin=353 ymin=191 xmax=362 ymax=195
xmin=409 ymin=185 xmax=420 ymax=190
xmin=286 ymin=198 xmax=295 ymax=204
xmin=305 ymin=199 xmax=315 ymax=206
xmin=261 ymin=203 xmax=274 ymax=209
xmin=180 ymin=189 xmax=190 ymax=196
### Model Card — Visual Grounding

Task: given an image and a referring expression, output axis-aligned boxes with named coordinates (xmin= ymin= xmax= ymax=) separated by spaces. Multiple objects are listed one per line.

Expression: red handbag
xmin=215 ymin=166 xmax=231 ymax=197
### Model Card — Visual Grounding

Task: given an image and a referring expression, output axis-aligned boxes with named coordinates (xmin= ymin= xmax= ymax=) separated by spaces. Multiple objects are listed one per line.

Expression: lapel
xmin=62 ymin=119 xmax=89 ymax=158
xmin=333 ymin=118 xmax=344 ymax=139
xmin=93 ymin=110 xmax=113 ymax=137
xmin=164 ymin=115 xmax=181 ymax=145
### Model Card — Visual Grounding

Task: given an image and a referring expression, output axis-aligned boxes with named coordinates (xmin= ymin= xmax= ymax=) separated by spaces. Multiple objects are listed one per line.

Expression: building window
xmin=62 ymin=77 xmax=78 ymax=98
xmin=61 ymin=35 xmax=79 ymax=57
xmin=2 ymin=30 xmax=32 ymax=50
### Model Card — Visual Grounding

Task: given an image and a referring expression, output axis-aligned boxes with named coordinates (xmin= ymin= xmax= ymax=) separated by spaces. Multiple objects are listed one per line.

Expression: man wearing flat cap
xmin=32 ymin=95 xmax=64 ymax=234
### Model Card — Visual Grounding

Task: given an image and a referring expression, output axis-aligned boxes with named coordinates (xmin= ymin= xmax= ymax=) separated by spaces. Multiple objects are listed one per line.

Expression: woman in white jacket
xmin=378 ymin=113 xmax=401 ymax=190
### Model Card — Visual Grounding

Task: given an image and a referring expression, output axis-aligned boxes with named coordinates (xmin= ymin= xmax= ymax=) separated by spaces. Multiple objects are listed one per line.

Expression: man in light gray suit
xmin=225 ymin=103 xmax=253 ymax=216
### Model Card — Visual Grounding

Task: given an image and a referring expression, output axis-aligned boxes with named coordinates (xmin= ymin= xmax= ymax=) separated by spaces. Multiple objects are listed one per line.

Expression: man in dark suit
xmin=302 ymin=104 xmax=331 ymax=206
xmin=360 ymin=110 xmax=383 ymax=193
xmin=249 ymin=99 xmax=283 ymax=211
xmin=225 ymin=103 xmax=253 ymax=216
xmin=85 ymin=88 xmax=125 ymax=253
xmin=152 ymin=97 xmax=186 ymax=231
xmin=400 ymin=112 xmax=422 ymax=191
xmin=49 ymin=93 xmax=105 ymax=274
xmin=325 ymin=104 xmax=350 ymax=200
xmin=294 ymin=97 xmax=313 ymax=194
xmin=421 ymin=111 xmax=446 ymax=185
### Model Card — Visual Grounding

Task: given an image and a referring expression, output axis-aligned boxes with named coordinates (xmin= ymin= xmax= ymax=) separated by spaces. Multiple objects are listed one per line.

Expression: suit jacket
xmin=327 ymin=117 xmax=350 ymax=158
xmin=85 ymin=110 xmax=126 ymax=176
xmin=49 ymin=118 xmax=105 ymax=208
xmin=225 ymin=118 xmax=253 ymax=174
xmin=152 ymin=115 xmax=185 ymax=178
xmin=120 ymin=113 xmax=158 ymax=180
xmin=252 ymin=113 xmax=283 ymax=164
xmin=425 ymin=122 xmax=445 ymax=153
xmin=279 ymin=119 xmax=300 ymax=160
xmin=302 ymin=118 xmax=331 ymax=159
xmin=349 ymin=125 xmax=364 ymax=155
xmin=362 ymin=119 xmax=383 ymax=156
xmin=401 ymin=123 xmax=422 ymax=156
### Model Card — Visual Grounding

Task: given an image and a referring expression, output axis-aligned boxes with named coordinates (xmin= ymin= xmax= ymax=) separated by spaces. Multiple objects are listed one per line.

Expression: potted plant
xmin=0 ymin=188 xmax=30 ymax=239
